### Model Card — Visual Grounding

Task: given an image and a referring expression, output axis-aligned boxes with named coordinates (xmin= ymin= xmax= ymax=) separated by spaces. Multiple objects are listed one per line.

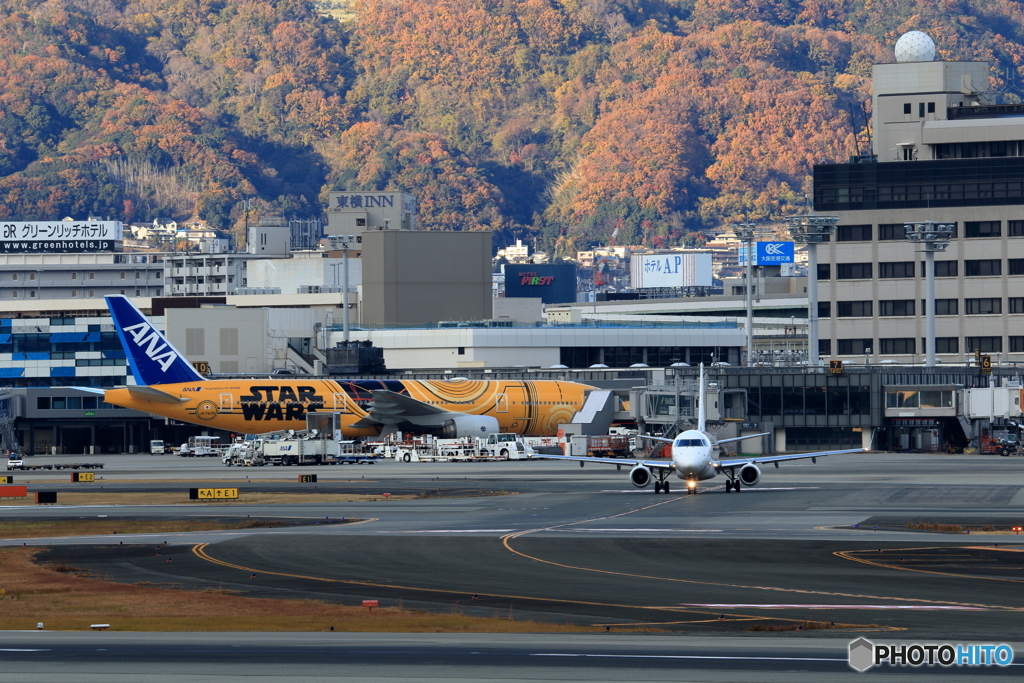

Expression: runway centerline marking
xmin=498 ymin=499 xmax=1024 ymax=612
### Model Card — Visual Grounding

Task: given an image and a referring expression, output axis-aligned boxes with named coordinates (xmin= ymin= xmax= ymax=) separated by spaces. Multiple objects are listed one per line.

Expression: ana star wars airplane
xmin=533 ymin=364 xmax=864 ymax=494
xmin=75 ymin=295 xmax=593 ymax=437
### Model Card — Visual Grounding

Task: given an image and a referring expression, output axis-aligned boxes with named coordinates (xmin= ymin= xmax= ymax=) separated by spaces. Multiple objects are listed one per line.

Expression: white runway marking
xmin=383 ymin=529 xmax=516 ymax=533
xmin=680 ymin=603 xmax=987 ymax=610
xmin=567 ymin=528 xmax=723 ymax=533
xmin=532 ymin=653 xmax=846 ymax=662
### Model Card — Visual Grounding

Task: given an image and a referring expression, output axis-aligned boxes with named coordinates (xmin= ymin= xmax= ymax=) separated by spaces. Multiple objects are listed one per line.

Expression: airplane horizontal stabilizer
xmin=126 ymin=385 xmax=189 ymax=405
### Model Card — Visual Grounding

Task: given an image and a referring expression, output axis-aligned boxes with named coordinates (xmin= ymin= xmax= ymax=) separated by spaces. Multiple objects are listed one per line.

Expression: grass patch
xmin=0 ymin=547 xmax=606 ymax=633
xmin=0 ymin=518 xmax=326 ymax=540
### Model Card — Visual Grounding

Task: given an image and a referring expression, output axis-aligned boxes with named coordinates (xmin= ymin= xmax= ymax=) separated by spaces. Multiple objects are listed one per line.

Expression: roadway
xmin=2 ymin=451 xmax=1024 ymax=680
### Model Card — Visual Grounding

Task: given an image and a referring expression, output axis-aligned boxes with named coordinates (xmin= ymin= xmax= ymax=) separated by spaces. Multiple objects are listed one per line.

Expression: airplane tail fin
xmin=105 ymin=295 xmax=206 ymax=386
xmin=697 ymin=362 xmax=706 ymax=433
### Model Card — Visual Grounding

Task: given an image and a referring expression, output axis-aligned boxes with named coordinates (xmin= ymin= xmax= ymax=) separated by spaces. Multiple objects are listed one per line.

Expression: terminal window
xmin=1011 ymin=337 xmax=1024 ymax=352
xmin=837 ymin=263 xmax=872 ymax=279
xmin=1010 ymin=220 xmax=1024 ymax=236
xmin=964 ymin=259 xmax=1001 ymax=276
xmin=965 ymin=298 xmax=1001 ymax=315
xmin=837 ymin=338 xmax=872 ymax=355
xmin=1010 ymin=298 xmax=1024 ymax=314
xmin=920 ymin=298 xmax=957 ymax=315
xmin=879 ymin=261 xmax=915 ymax=278
xmin=879 ymin=338 xmax=915 ymax=354
xmin=922 ymin=337 xmax=958 ymax=354
xmin=966 ymin=336 xmax=1002 ymax=353
xmin=1009 ymin=259 xmax=1024 ymax=275
xmin=837 ymin=301 xmax=872 ymax=317
xmin=885 ymin=390 xmax=952 ymax=409
xmin=837 ymin=225 xmax=871 ymax=241
xmin=880 ymin=300 xmax=915 ymax=316
xmin=965 ymin=221 xmax=1001 ymax=238
xmin=878 ymin=224 xmax=908 ymax=240
xmin=929 ymin=260 xmax=958 ymax=277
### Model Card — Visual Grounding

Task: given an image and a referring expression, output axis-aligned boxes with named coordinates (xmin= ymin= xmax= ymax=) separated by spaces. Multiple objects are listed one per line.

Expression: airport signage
xmin=504 ymin=264 xmax=577 ymax=304
xmin=71 ymin=472 xmax=95 ymax=482
xmin=630 ymin=252 xmax=713 ymax=289
xmin=0 ymin=221 xmax=123 ymax=253
xmin=189 ymin=487 xmax=239 ymax=500
xmin=739 ymin=242 xmax=795 ymax=266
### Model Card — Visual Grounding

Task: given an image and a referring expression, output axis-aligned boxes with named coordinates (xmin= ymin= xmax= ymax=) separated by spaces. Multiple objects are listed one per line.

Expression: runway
xmin=3 ymin=451 xmax=1024 ymax=679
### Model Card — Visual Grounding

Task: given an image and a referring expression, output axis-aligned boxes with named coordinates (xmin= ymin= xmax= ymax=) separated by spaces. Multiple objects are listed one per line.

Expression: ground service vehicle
xmin=150 ymin=440 xmax=165 ymax=455
xmin=178 ymin=436 xmax=221 ymax=457
xmin=7 ymin=459 xmax=104 ymax=471
xmin=477 ymin=433 xmax=528 ymax=459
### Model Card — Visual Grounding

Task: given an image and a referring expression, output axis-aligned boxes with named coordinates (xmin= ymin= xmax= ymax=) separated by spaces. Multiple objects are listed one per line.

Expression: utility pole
xmin=328 ymin=235 xmax=355 ymax=342
xmin=905 ymin=221 xmax=955 ymax=367
xmin=732 ymin=223 xmax=757 ymax=366
xmin=786 ymin=215 xmax=839 ymax=367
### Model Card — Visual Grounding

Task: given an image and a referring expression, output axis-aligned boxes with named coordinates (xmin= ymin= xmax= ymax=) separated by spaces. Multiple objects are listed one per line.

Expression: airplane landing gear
xmin=654 ymin=481 xmax=662 ymax=494
xmin=725 ymin=481 xmax=732 ymax=493
xmin=663 ymin=481 xmax=670 ymax=494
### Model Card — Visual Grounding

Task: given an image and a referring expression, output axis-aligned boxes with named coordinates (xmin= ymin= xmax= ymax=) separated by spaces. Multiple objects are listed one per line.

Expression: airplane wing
xmin=348 ymin=389 xmax=451 ymax=429
xmin=715 ymin=448 xmax=865 ymax=469
xmin=529 ymin=453 xmax=674 ymax=471
xmin=715 ymin=432 xmax=769 ymax=445
xmin=636 ymin=434 xmax=673 ymax=443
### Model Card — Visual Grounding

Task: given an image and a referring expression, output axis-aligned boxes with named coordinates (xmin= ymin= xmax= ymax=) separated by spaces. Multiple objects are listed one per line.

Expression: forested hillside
xmin=1 ymin=0 xmax=1022 ymax=252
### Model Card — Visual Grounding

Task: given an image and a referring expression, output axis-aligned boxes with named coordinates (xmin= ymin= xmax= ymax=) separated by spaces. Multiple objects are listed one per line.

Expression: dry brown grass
xmin=906 ymin=522 xmax=1016 ymax=534
xmin=746 ymin=620 xmax=872 ymax=632
xmin=0 ymin=518 xmax=300 ymax=540
xmin=0 ymin=547 xmax=601 ymax=633
xmin=0 ymin=491 xmax=418 ymax=507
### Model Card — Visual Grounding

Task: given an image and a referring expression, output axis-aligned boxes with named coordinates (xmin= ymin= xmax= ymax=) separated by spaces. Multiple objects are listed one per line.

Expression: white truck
xmin=149 ymin=440 xmax=165 ymax=455
xmin=476 ymin=433 xmax=528 ymax=459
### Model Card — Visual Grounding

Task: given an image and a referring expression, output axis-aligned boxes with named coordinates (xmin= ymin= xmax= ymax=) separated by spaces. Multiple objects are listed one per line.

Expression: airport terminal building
xmin=815 ymin=40 xmax=1024 ymax=364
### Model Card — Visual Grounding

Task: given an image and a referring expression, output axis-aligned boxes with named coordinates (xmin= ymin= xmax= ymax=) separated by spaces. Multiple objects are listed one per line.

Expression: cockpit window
xmin=675 ymin=438 xmax=709 ymax=447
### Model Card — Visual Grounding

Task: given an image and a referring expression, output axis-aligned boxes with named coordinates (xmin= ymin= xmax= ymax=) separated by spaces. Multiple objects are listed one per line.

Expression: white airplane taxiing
xmin=533 ymin=363 xmax=865 ymax=494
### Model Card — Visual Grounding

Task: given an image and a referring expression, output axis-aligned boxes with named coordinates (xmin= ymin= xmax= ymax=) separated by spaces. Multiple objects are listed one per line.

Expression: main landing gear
xmin=654 ymin=480 xmax=671 ymax=494
xmin=724 ymin=479 xmax=742 ymax=493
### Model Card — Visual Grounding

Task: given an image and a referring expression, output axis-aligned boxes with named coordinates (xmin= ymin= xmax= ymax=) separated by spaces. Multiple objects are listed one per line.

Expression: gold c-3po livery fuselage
xmin=80 ymin=296 xmax=593 ymax=438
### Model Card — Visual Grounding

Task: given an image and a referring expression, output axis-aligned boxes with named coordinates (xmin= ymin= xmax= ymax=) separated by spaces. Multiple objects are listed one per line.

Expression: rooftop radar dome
xmin=895 ymin=31 xmax=936 ymax=63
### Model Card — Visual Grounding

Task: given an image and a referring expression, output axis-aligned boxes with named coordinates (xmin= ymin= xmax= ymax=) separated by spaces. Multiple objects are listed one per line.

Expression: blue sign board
xmin=740 ymin=242 xmax=795 ymax=266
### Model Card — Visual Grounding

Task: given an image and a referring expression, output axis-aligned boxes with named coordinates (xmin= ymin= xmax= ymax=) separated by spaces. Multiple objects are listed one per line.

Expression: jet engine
xmin=738 ymin=463 xmax=761 ymax=487
xmin=441 ymin=415 xmax=500 ymax=438
xmin=629 ymin=465 xmax=652 ymax=488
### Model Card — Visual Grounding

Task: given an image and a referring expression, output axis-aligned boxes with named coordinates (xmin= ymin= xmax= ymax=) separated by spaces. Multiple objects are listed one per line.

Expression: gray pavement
xmin=2 ymin=451 xmax=1024 ymax=679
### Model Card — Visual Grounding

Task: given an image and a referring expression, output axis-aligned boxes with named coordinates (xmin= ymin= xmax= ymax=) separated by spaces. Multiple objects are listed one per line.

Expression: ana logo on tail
xmin=122 ymin=322 xmax=179 ymax=372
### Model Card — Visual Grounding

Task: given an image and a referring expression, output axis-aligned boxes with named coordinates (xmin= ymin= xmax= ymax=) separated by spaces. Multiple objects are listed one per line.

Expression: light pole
xmin=905 ymin=221 xmax=955 ymax=367
xmin=732 ymin=223 xmax=757 ymax=366
xmin=328 ymin=234 xmax=355 ymax=342
xmin=786 ymin=214 xmax=839 ymax=367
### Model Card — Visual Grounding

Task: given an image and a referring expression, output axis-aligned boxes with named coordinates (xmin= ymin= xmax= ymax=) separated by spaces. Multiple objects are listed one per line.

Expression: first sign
xmin=189 ymin=487 xmax=239 ymax=500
